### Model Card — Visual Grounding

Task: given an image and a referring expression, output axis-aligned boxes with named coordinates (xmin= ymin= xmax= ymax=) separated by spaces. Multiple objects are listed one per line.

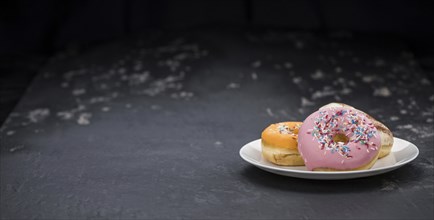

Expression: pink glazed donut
xmin=298 ymin=106 xmax=381 ymax=171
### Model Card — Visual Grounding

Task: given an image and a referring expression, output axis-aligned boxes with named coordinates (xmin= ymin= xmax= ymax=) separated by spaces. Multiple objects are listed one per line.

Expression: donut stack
xmin=261 ymin=103 xmax=393 ymax=171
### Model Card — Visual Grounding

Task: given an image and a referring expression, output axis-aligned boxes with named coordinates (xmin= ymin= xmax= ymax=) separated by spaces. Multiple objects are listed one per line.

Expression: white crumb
xmin=340 ymin=88 xmax=352 ymax=95
xmin=390 ymin=116 xmax=399 ymax=121
xmin=251 ymin=60 xmax=261 ymax=68
xmin=63 ymin=69 xmax=86 ymax=81
xmin=362 ymin=75 xmax=376 ymax=83
xmin=118 ymin=68 xmax=127 ymax=74
xmin=98 ymin=83 xmax=108 ymax=90
xmin=421 ymin=110 xmax=433 ymax=117
xmin=72 ymin=88 xmax=86 ymax=96
xmin=141 ymin=73 xmax=185 ymax=96
xmin=9 ymin=145 xmax=24 ymax=152
xmin=28 ymin=108 xmax=50 ymax=123
xmin=374 ymin=58 xmax=386 ymax=67
xmin=174 ymin=53 xmax=189 ymax=60
xmin=77 ymin=105 xmax=86 ymax=111
xmin=397 ymin=99 xmax=404 ymax=105
xmin=89 ymin=96 xmax=111 ymax=104
xmin=6 ymin=130 xmax=15 ymax=136
xmin=179 ymin=91 xmax=193 ymax=98
xmin=57 ymin=111 xmax=74 ymax=120
xmin=101 ymin=107 xmax=110 ymax=112
xmin=420 ymin=78 xmax=431 ymax=85
xmin=171 ymin=91 xmax=194 ymax=99
xmin=373 ymin=87 xmax=391 ymax=97
xmin=266 ymin=108 xmax=275 ymax=117
xmin=226 ymin=83 xmax=240 ymax=89
xmin=311 ymin=69 xmax=324 ymax=80
xmin=292 ymin=77 xmax=302 ymax=84
xmin=77 ymin=113 xmax=92 ymax=125
xmin=165 ymin=59 xmax=181 ymax=72
xmin=396 ymin=124 xmax=419 ymax=133
xmin=61 ymin=82 xmax=69 ymax=88
xmin=381 ymin=180 xmax=398 ymax=191
xmin=294 ymin=40 xmax=304 ymax=49
xmin=301 ymin=97 xmax=314 ymax=107
xmin=133 ymin=62 xmax=143 ymax=71
xmin=311 ymin=87 xmax=336 ymax=100
xmin=251 ymin=72 xmax=258 ymax=80
xmin=128 ymin=72 xmax=150 ymax=85
xmin=283 ymin=62 xmax=293 ymax=69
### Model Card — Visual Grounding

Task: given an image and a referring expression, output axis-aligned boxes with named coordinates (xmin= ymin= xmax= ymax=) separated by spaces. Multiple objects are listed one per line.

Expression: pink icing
xmin=298 ymin=107 xmax=380 ymax=171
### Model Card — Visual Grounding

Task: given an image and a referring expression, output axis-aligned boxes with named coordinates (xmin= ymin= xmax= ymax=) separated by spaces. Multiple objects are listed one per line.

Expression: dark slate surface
xmin=1 ymin=29 xmax=433 ymax=219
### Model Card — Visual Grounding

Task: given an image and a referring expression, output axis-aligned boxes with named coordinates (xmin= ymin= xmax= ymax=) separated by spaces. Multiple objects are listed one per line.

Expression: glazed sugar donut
xmin=261 ymin=122 xmax=304 ymax=166
xmin=298 ymin=107 xmax=381 ymax=171
xmin=320 ymin=103 xmax=393 ymax=159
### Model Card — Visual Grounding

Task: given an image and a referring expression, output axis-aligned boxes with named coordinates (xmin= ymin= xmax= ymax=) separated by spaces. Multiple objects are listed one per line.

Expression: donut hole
xmin=332 ymin=133 xmax=349 ymax=144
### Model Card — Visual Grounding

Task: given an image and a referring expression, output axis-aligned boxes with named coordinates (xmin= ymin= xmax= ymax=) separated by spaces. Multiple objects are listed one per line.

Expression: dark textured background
xmin=1 ymin=0 xmax=433 ymax=219
xmin=1 ymin=29 xmax=433 ymax=219
xmin=2 ymin=0 xmax=434 ymax=124
xmin=2 ymin=0 xmax=434 ymax=125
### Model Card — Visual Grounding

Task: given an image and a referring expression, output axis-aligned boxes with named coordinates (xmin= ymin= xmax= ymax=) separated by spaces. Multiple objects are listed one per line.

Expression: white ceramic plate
xmin=239 ymin=137 xmax=419 ymax=180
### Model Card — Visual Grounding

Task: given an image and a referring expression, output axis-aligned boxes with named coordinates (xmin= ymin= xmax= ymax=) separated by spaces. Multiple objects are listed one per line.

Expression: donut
xmin=370 ymin=119 xmax=393 ymax=159
xmin=261 ymin=122 xmax=304 ymax=166
xmin=320 ymin=103 xmax=393 ymax=159
xmin=298 ymin=106 xmax=381 ymax=171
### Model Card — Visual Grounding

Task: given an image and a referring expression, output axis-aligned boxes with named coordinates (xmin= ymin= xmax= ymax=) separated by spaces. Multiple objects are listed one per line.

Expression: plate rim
xmin=239 ymin=137 xmax=419 ymax=175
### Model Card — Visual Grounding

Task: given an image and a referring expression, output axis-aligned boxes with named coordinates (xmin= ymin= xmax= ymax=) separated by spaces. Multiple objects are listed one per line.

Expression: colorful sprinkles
xmin=277 ymin=124 xmax=293 ymax=134
xmin=307 ymin=108 xmax=378 ymax=159
xmin=277 ymin=123 xmax=300 ymax=135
